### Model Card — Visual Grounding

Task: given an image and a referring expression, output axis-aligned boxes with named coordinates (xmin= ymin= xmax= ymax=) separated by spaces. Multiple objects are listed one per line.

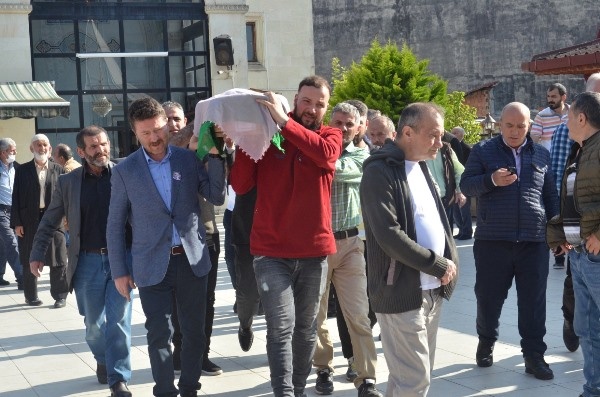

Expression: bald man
xmin=366 ymin=115 xmax=396 ymax=149
xmin=461 ymin=102 xmax=559 ymax=381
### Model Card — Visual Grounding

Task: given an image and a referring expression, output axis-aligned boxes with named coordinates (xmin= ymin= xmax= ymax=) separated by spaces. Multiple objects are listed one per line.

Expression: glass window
xmin=34 ymin=58 xmax=78 ymax=91
xmin=80 ymin=58 xmax=123 ymax=92
xmin=31 ymin=20 xmax=75 ymax=55
xmin=125 ymin=57 xmax=167 ymax=90
xmin=123 ymin=20 xmax=165 ymax=52
xmin=246 ymin=22 xmax=257 ymax=62
xmin=78 ymin=20 xmax=121 ymax=53
xmin=32 ymin=2 xmax=210 ymax=157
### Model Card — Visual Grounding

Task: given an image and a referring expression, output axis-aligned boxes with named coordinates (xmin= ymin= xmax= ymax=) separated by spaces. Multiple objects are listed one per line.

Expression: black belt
xmin=572 ymin=245 xmax=584 ymax=254
xmin=171 ymin=245 xmax=185 ymax=256
xmin=0 ymin=204 xmax=10 ymax=210
xmin=39 ymin=207 xmax=46 ymax=213
xmin=333 ymin=227 xmax=359 ymax=240
xmin=83 ymin=248 xmax=108 ymax=255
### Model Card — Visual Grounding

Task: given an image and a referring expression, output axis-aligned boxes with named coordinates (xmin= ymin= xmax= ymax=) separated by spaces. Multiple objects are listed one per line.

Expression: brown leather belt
xmin=333 ymin=227 xmax=359 ymax=240
xmin=171 ymin=245 xmax=185 ymax=256
xmin=83 ymin=248 xmax=108 ymax=255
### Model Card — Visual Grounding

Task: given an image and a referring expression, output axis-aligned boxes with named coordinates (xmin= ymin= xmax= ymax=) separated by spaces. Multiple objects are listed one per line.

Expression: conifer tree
xmin=330 ymin=40 xmax=448 ymax=125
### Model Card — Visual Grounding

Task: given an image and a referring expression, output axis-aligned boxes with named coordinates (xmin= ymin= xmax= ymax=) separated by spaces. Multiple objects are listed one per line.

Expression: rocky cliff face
xmin=313 ymin=0 xmax=599 ymax=116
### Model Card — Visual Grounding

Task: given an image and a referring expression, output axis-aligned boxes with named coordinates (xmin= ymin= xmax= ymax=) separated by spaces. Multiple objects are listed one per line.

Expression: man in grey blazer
xmin=107 ymin=97 xmax=225 ymax=397
xmin=30 ymin=126 xmax=133 ymax=397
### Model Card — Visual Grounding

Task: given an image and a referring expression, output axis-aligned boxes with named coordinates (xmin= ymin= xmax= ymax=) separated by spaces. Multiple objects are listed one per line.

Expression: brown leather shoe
xmin=96 ymin=363 xmax=108 ymax=384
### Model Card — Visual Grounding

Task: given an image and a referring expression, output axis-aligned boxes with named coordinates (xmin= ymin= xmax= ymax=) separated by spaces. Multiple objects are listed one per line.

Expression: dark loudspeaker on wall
xmin=213 ymin=35 xmax=234 ymax=66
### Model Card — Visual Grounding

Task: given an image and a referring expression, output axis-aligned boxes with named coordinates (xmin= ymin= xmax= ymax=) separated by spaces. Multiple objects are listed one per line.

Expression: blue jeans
xmin=72 ymin=251 xmax=132 ymax=387
xmin=254 ymin=256 xmax=327 ymax=397
xmin=569 ymin=249 xmax=600 ymax=397
xmin=0 ymin=207 xmax=22 ymax=283
xmin=139 ymin=253 xmax=208 ymax=397
xmin=223 ymin=209 xmax=236 ymax=289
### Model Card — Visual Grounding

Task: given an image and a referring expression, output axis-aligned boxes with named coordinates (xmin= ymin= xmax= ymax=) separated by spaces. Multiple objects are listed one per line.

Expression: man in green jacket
xmin=546 ymin=91 xmax=600 ymax=397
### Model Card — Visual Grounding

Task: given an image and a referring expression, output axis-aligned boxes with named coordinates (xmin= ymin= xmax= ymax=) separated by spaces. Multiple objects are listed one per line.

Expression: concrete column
xmin=205 ymin=2 xmax=249 ymax=94
xmin=0 ymin=1 xmax=36 ymax=161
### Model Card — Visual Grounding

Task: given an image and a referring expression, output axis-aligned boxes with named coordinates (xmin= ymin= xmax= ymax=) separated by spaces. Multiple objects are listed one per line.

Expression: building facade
xmin=0 ymin=0 xmax=315 ymax=161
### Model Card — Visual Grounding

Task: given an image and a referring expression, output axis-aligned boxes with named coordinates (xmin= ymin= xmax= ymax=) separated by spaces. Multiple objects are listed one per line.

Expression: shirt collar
xmin=142 ymin=145 xmax=172 ymax=165
xmin=35 ymin=160 xmax=48 ymax=170
xmin=343 ymin=141 xmax=357 ymax=154
xmin=501 ymin=137 xmax=527 ymax=155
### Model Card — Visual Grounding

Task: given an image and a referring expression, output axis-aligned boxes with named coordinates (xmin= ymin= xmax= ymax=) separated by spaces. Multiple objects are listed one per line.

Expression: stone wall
xmin=313 ymin=0 xmax=599 ymax=117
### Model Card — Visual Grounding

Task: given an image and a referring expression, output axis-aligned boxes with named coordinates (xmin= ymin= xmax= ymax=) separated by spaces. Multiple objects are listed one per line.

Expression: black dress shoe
xmin=563 ymin=319 xmax=579 ymax=352
xmin=25 ymin=298 xmax=43 ymax=306
xmin=53 ymin=298 xmax=66 ymax=308
xmin=456 ymin=234 xmax=473 ymax=240
xmin=96 ymin=363 xmax=108 ymax=384
xmin=524 ymin=354 xmax=554 ymax=380
xmin=238 ymin=326 xmax=254 ymax=352
xmin=110 ymin=381 xmax=132 ymax=397
xmin=17 ymin=282 xmax=23 ymax=290
xmin=476 ymin=340 xmax=494 ymax=367
xmin=0 ymin=277 xmax=10 ymax=286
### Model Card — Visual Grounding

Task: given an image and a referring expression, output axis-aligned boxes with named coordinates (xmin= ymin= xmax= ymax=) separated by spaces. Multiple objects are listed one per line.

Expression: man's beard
xmin=294 ymin=109 xmax=322 ymax=131
xmin=85 ymin=152 xmax=109 ymax=168
xmin=33 ymin=152 xmax=48 ymax=163
xmin=549 ymin=100 xmax=562 ymax=110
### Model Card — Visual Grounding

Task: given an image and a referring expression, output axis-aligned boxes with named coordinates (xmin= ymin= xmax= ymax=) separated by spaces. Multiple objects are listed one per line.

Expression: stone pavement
xmin=0 ymin=237 xmax=585 ymax=396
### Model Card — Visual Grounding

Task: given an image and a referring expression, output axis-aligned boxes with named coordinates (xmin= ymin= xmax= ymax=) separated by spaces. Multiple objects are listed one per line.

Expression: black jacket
xmin=11 ymin=159 xmax=66 ymax=268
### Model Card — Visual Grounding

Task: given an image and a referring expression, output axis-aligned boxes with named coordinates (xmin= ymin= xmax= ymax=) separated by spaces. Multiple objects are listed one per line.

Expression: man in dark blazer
xmin=11 ymin=134 xmax=67 ymax=307
xmin=30 ymin=126 xmax=133 ymax=397
xmin=107 ymin=97 xmax=225 ymax=397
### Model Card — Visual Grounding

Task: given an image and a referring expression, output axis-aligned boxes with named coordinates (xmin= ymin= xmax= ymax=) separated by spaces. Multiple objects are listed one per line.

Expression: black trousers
xmin=23 ymin=255 xmax=68 ymax=301
xmin=234 ymin=243 xmax=260 ymax=329
xmin=23 ymin=221 xmax=68 ymax=302
xmin=562 ymin=257 xmax=575 ymax=323
xmin=474 ymin=239 xmax=549 ymax=356
xmin=172 ymin=235 xmax=220 ymax=358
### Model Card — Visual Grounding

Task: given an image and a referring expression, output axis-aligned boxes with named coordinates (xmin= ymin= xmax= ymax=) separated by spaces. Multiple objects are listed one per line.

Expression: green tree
xmin=330 ymin=40 xmax=448 ymax=125
xmin=443 ymin=91 xmax=481 ymax=145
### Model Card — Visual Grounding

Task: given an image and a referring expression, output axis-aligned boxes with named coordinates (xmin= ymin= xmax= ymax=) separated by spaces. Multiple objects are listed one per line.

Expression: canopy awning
xmin=0 ymin=81 xmax=70 ymax=120
xmin=521 ymin=30 xmax=600 ymax=77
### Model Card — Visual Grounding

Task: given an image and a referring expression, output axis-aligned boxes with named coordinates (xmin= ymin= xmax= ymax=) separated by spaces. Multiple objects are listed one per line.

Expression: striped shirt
xmin=531 ymin=105 xmax=569 ymax=151
xmin=330 ymin=142 xmax=369 ymax=233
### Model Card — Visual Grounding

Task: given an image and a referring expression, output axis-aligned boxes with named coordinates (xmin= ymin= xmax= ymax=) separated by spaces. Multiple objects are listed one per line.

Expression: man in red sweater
xmin=230 ymin=75 xmax=342 ymax=397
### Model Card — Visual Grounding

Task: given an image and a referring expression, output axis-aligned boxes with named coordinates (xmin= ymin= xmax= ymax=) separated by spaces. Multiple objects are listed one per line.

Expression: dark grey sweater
xmin=360 ymin=140 xmax=458 ymax=314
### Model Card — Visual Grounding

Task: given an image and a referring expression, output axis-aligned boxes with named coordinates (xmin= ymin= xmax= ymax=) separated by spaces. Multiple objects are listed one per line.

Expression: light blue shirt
xmin=143 ymin=147 xmax=182 ymax=246
xmin=0 ymin=161 xmax=15 ymax=206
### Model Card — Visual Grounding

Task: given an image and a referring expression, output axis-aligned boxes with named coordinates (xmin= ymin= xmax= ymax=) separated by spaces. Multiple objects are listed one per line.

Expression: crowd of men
xmin=0 ymin=72 xmax=599 ymax=397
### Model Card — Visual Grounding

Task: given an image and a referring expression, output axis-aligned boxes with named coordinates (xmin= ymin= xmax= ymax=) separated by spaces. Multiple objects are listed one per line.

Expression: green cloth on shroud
xmin=197 ymin=120 xmax=285 ymax=160
xmin=271 ymin=131 xmax=285 ymax=153
xmin=196 ymin=121 xmax=223 ymax=160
